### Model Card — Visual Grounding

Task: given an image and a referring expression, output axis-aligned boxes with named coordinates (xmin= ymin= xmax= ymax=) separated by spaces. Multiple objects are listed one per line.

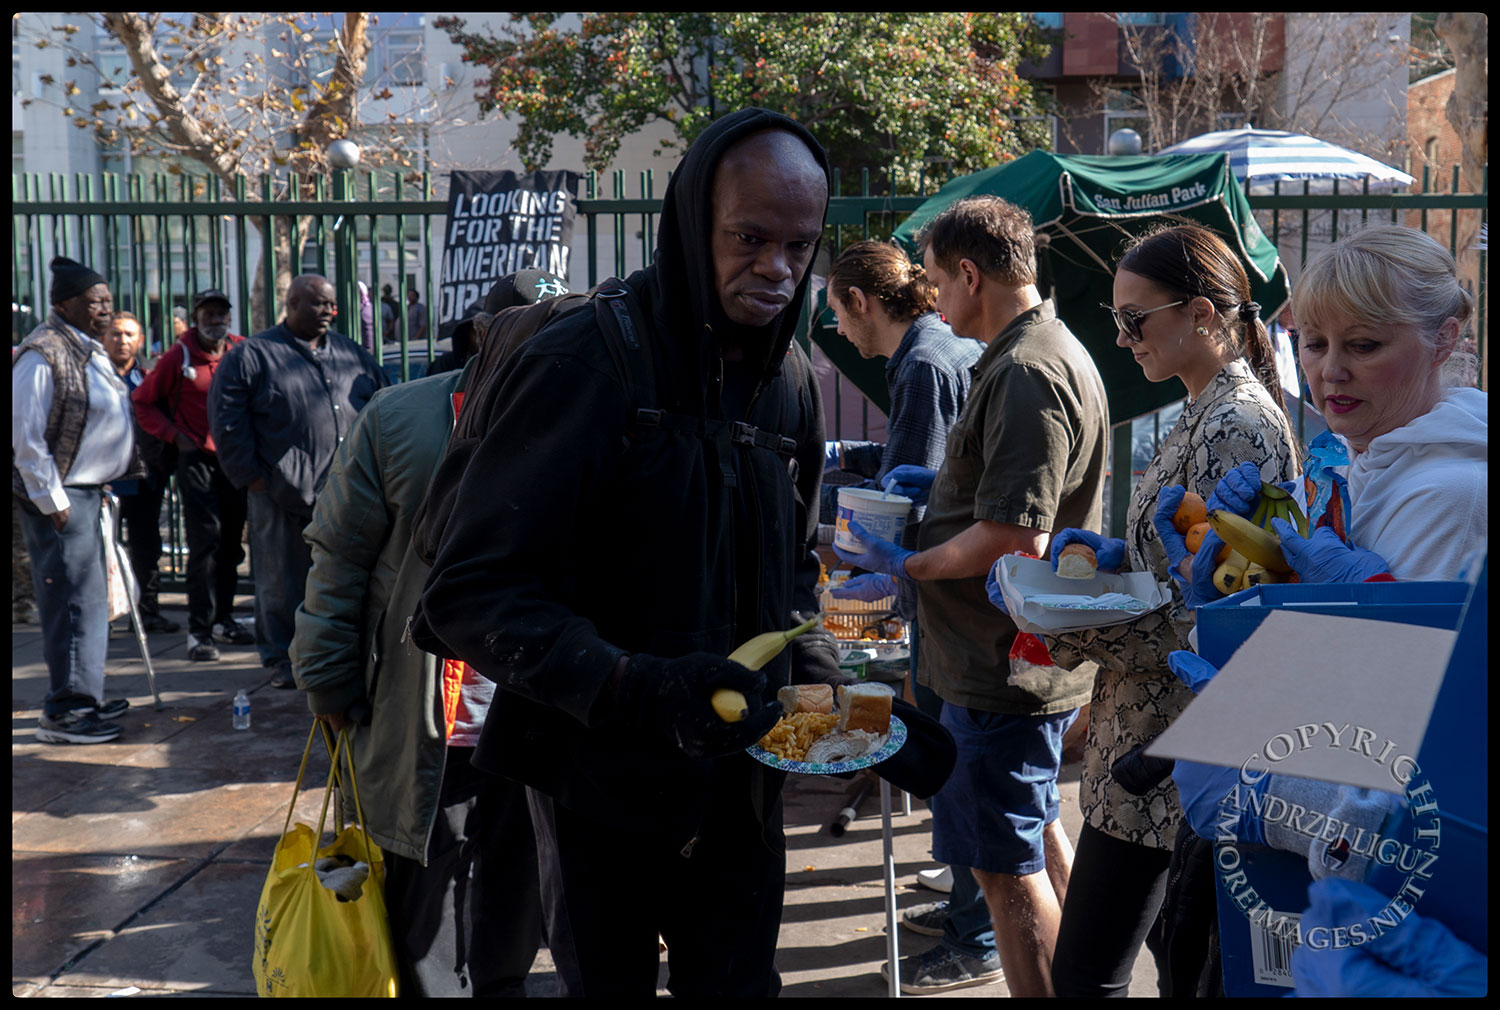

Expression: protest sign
xmin=439 ymin=170 xmax=580 ymax=325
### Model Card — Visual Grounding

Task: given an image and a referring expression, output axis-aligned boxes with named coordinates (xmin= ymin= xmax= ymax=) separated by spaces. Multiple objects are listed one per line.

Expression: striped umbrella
xmin=1157 ymin=128 xmax=1414 ymax=187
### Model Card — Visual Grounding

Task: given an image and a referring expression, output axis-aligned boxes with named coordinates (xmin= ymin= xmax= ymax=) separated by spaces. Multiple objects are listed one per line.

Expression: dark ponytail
xmin=1119 ymin=225 xmax=1291 ymax=424
xmin=1237 ymin=304 xmax=1288 ymax=418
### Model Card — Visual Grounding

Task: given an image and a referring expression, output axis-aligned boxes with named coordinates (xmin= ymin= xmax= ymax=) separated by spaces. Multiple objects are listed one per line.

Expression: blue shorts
xmin=930 ymin=703 xmax=1079 ymax=876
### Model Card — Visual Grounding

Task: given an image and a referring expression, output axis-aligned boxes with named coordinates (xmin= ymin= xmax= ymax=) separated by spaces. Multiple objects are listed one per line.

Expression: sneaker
xmin=213 ymin=619 xmax=256 ymax=645
xmin=880 ymin=944 xmax=1004 ymax=995
xmin=142 ymin=612 xmax=181 ymax=634
xmin=917 ymin=865 xmax=954 ymax=894
xmin=36 ymin=708 xmax=123 ymax=745
xmin=269 ymin=662 xmax=298 ymax=689
xmin=95 ymin=698 xmax=131 ymax=720
xmin=187 ymin=634 xmax=221 ymax=662
xmin=901 ymin=901 xmax=951 ymax=937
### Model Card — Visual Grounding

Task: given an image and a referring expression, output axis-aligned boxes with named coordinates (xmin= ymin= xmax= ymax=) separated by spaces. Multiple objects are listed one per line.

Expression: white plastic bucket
xmin=834 ymin=487 xmax=913 ymax=553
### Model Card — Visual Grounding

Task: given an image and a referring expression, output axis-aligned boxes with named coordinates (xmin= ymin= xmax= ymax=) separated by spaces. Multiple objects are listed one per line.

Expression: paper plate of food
xmin=747 ymin=682 xmax=906 ymax=775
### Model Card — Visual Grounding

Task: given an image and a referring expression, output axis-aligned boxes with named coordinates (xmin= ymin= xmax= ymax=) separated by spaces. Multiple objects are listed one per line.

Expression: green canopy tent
xmin=810 ymin=150 xmax=1291 ymax=425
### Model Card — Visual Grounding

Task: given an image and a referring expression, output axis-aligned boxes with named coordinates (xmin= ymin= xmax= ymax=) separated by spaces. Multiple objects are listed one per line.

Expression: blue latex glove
xmin=881 ymin=464 xmax=936 ymax=508
xmin=829 ymin=572 xmax=896 ymax=602
xmin=1206 ymin=461 xmax=1299 ymax=519
xmin=1172 ymin=758 xmax=1267 ymax=844
xmin=833 ymin=520 xmax=916 ymax=580
xmin=1048 ymin=528 xmax=1126 ymax=574
xmin=1271 ymin=519 xmax=1391 ymax=583
xmin=1167 ymin=649 xmax=1218 ymax=694
xmin=1293 ymin=878 xmax=1488 ymax=997
xmin=1183 ymin=528 xmax=1230 ymax=609
xmin=1149 ymin=485 xmax=1192 ymax=583
xmin=824 ymin=440 xmax=842 ymax=473
xmin=1205 ymin=461 xmax=1264 ymax=517
xmin=984 ymin=558 xmax=1010 ymax=615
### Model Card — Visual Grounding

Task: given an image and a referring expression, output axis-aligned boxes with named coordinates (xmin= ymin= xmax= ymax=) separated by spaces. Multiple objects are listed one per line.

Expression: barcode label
xmin=1248 ymin=910 xmax=1302 ymax=987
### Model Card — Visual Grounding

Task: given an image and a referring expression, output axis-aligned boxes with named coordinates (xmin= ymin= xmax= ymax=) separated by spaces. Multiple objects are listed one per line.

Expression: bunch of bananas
xmin=710 ymin=613 xmax=823 ymax=722
xmin=1205 ymin=482 xmax=1310 ymax=595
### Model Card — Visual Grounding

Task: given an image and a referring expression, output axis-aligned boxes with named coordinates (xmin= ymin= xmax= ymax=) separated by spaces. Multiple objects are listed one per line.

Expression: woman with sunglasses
xmin=997 ymin=224 xmax=1299 ymax=996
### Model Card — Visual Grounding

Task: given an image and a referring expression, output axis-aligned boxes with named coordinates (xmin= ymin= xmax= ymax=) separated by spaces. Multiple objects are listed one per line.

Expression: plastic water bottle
xmin=233 ymin=689 xmax=251 ymax=731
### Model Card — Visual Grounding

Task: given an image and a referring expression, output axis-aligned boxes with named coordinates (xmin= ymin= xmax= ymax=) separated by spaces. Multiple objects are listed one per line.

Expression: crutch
xmin=105 ymin=493 xmax=164 ymax=710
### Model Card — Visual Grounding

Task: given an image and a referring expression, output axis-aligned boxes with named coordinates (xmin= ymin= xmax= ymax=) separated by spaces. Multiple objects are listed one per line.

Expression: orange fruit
xmin=1173 ymin=492 xmax=1207 ymax=535
xmin=1184 ymin=521 xmax=1211 ymax=555
xmin=1184 ymin=520 xmax=1231 ymax=564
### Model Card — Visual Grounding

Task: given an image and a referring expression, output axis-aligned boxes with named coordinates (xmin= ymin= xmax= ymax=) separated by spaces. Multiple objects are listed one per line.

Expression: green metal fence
xmin=12 ymin=163 xmax=1489 ymax=575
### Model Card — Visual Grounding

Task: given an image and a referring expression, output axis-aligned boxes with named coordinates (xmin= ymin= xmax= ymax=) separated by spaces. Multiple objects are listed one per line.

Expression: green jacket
xmin=290 ymin=364 xmax=468 ymax=864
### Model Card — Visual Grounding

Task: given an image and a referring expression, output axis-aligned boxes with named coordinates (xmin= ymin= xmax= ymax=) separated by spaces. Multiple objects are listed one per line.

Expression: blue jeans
xmin=908 ymin=618 xmax=995 ymax=959
xmin=18 ymin=487 xmax=109 ymax=717
xmin=245 ymin=491 xmax=313 ymax=668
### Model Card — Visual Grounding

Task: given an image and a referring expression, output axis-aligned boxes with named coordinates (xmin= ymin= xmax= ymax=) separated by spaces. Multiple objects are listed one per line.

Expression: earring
xmin=1196 ymin=326 xmax=1209 ymax=336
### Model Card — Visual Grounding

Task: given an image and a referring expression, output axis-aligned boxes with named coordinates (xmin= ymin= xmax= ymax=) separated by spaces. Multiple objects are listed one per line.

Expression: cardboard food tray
xmin=994 ymin=554 xmax=1171 ymax=634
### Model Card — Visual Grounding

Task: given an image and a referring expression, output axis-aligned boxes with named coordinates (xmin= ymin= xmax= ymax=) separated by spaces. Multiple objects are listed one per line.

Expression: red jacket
xmin=131 ymin=329 xmax=244 ymax=453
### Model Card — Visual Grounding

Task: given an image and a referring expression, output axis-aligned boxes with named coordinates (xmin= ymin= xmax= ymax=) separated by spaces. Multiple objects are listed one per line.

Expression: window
xmin=1103 ymin=87 xmax=1151 ymax=152
xmin=294 ymin=15 xmax=424 ymax=90
xmin=1116 ymin=12 xmax=1165 ymax=26
xmin=372 ymin=23 xmax=424 ymax=87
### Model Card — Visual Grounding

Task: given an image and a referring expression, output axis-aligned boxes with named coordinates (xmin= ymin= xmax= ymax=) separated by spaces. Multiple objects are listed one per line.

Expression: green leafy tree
xmin=437 ymin=13 xmax=1053 ymax=190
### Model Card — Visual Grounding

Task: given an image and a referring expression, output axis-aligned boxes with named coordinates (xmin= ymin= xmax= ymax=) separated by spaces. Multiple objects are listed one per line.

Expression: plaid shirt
xmin=829 ymin=312 xmax=982 ymax=617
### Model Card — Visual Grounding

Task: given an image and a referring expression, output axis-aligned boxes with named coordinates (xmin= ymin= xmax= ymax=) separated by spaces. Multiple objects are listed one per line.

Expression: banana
xmin=1258 ymin=482 xmax=1309 ymax=538
xmin=1249 ymin=495 xmax=1269 ymax=529
xmin=1283 ymin=497 xmax=1310 ymax=539
xmin=1213 ymin=550 xmax=1248 ymax=595
xmin=1247 ymin=564 xmax=1292 ymax=586
xmin=1208 ymin=509 xmax=1292 ymax=574
xmin=712 ymin=613 xmax=825 ymax=722
xmin=711 ymin=690 xmax=749 ymax=722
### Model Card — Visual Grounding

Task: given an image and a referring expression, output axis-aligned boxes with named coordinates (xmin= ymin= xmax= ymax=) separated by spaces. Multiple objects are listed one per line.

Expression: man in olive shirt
xmin=834 ymin=195 xmax=1109 ymax=997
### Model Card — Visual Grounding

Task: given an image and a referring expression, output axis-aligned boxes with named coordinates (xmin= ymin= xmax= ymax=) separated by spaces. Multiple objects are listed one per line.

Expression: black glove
xmin=1110 ymin=738 xmax=1176 ymax=796
xmin=615 ymin=651 xmax=782 ymax=760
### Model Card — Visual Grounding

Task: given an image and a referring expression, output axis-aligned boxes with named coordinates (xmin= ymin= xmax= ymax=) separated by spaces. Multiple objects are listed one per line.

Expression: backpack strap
xmin=592 ymin=279 xmax=657 ymax=425
xmin=590 ymin=279 xmax=799 ymax=486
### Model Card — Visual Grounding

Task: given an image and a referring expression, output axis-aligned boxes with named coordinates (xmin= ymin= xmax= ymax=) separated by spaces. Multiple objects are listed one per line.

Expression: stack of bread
xmin=767 ymin=682 xmax=894 ymax=764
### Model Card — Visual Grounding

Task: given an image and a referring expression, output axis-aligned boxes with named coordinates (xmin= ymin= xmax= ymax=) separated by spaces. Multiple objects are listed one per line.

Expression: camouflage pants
xmin=13 ymin=505 xmax=35 ymax=609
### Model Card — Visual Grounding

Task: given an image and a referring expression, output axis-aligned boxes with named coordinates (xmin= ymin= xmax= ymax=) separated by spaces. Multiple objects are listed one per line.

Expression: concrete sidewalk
xmin=12 ymin=597 xmax=1157 ymax=998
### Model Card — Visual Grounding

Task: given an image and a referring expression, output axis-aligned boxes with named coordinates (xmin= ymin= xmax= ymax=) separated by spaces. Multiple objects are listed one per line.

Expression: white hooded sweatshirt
xmin=1317 ymin=386 xmax=1488 ymax=581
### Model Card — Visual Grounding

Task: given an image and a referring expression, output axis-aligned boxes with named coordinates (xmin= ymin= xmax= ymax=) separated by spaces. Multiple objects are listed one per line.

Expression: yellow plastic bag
xmin=252 ymin=723 xmax=399 ymax=997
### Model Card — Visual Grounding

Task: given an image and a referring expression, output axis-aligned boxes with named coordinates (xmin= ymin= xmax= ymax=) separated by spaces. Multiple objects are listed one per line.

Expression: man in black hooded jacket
xmin=417 ymin=109 xmax=842 ymax=996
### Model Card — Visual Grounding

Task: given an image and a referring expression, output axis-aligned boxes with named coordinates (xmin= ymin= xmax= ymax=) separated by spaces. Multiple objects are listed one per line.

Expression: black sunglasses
xmin=1102 ymin=299 xmax=1186 ymax=343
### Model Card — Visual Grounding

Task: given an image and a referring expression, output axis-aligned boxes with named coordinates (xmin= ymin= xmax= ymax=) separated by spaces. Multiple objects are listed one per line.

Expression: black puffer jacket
xmin=417 ymin=109 xmax=839 ymax=838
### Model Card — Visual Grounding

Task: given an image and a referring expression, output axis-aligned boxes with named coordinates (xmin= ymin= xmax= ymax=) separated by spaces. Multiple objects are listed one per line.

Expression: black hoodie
xmin=419 ymin=109 xmax=838 ymax=836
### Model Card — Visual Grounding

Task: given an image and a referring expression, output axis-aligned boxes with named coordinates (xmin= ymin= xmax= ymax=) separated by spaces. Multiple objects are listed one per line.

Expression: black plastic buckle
xmin=635 ymin=408 xmax=664 ymax=428
xmin=777 ymin=436 xmax=797 ymax=456
xmin=730 ymin=421 xmax=758 ymax=447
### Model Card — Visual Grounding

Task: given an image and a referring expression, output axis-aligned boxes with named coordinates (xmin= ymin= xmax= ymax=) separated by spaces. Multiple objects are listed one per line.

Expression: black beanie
xmin=50 ymin=256 xmax=107 ymax=305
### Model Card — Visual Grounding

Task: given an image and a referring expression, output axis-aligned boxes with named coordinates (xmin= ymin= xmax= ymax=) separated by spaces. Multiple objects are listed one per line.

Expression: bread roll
xmin=836 ymin=682 xmax=893 ymax=735
xmin=777 ymin=683 xmax=834 ymax=714
xmin=1056 ymin=543 xmax=1098 ymax=580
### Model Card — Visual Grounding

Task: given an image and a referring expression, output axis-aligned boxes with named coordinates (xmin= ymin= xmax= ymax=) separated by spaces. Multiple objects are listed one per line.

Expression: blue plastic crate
xmin=1197 ymin=574 xmax=1483 ymax=995
xmin=1196 ymin=581 xmax=1470 ymax=669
